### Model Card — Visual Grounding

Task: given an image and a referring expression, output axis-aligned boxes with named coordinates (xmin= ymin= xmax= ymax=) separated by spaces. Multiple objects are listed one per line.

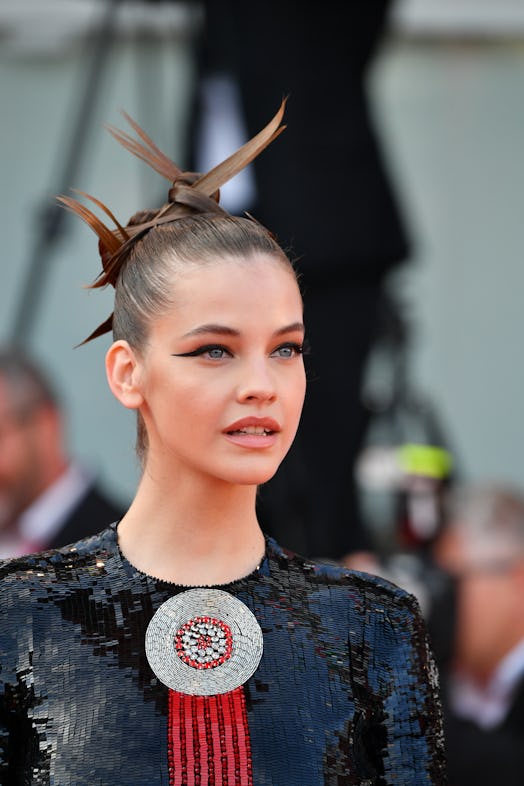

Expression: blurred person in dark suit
xmin=191 ymin=0 xmax=410 ymax=566
xmin=0 ymin=349 xmax=126 ymax=557
xmin=429 ymin=483 xmax=524 ymax=786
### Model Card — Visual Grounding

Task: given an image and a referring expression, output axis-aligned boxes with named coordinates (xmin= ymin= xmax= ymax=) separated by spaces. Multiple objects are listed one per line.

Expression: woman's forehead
xmin=152 ymin=257 xmax=303 ymax=336
xmin=173 ymin=254 xmax=299 ymax=296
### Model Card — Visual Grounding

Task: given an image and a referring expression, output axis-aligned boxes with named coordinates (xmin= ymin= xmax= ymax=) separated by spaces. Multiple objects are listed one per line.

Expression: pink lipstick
xmin=223 ymin=417 xmax=280 ymax=449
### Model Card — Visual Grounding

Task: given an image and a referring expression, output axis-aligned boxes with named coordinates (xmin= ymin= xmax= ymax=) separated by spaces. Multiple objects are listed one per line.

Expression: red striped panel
xmin=168 ymin=688 xmax=253 ymax=786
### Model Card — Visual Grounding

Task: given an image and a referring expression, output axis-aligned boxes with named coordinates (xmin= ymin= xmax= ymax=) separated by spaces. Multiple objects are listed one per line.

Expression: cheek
xmin=283 ymin=372 xmax=306 ymax=449
xmin=288 ymin=366 xmax=307 ymax=410
xmin=170 ymin=384 xmax=225 ymax=435
xmin=146 ymin=367 xmax=211 ymax=412
xmin=457 ymin=580 xmax=505 ymax=650
xmin=455 ymin=587 xmax=484 ymax=662
xmin=0 ymin=435 xmax=26 ymax=480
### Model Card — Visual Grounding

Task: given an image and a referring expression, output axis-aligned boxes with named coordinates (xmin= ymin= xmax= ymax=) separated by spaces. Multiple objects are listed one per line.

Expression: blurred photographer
xmin=0 ymin=349 xmax=125 ymax=557
xmin=431 ymin=483 xmax=524 ymax=786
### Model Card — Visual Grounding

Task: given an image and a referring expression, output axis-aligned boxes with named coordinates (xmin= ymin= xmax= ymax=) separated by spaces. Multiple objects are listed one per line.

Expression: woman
xmin=0 ymin=104 xmax=447 ymax=784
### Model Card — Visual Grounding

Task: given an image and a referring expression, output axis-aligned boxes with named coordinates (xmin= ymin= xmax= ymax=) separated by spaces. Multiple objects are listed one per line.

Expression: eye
xmin=271 ymin=342 xmax=304 ymax=359
xmin=205 ymin=346 xmax=230 ymax=360
xmin=172 ymin=344 xmax=233 ymax=360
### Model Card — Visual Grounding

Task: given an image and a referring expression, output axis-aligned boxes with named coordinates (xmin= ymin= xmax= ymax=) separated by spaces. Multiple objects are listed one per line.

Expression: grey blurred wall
xmin=1 ymin=0 xmax=524 ymax=509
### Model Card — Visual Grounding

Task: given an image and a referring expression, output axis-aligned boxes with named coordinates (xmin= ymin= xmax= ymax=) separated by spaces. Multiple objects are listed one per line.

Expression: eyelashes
xmin=172 ymin=342 xmax=306 ymax=360
xmin=270 ymin=342 xmax=304 ymax=359
xmin=172 ymin=344 xmax=232 ymax=359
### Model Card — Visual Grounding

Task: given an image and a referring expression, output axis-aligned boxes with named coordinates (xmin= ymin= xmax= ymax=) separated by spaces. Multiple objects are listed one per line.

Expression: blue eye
xmin=271 ymin=343 xmax=304 ymax=359
xmin=206 ymin=347 xmax=227 ymax=360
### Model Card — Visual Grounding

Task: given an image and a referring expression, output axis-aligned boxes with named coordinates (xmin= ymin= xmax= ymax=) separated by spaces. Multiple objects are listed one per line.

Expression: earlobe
xmin=105 ymin=340 xmax=144 ymax=410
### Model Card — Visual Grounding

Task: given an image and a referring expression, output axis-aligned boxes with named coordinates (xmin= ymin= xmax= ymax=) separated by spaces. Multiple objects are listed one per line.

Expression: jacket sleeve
xmin=348 ymin=582 xmax=448 ymax=785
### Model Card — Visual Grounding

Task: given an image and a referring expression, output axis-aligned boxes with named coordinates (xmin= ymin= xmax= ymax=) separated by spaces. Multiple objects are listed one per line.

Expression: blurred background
xmin=1 ymin=0 xmax=524 ymax=523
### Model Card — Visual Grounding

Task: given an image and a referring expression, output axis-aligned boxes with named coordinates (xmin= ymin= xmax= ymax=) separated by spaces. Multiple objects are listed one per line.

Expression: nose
xmin=236 ymin=358 xmax=277 ymax=404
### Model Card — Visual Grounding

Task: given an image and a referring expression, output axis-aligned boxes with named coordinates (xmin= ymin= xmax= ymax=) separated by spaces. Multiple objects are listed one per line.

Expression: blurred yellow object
xmin=398 ymin=443 xmax=452 ymax=480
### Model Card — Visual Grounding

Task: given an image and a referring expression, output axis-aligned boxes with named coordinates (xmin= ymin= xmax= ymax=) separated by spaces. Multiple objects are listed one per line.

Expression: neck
xmin=117 ymin=472 xmax=265 ymax=586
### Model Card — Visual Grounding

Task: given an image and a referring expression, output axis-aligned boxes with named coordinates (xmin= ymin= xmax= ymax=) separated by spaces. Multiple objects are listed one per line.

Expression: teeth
xmin=233 ymin=426 xmax=271 ymax=435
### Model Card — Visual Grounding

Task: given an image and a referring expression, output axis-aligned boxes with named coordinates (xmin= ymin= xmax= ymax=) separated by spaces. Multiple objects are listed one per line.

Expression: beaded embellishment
xmin=145 ymin=588 xmax=263 ymax=695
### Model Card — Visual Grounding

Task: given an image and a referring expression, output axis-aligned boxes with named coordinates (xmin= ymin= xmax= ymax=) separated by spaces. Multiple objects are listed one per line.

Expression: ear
xmin=105 ymin=340 xmax=144 ymax=410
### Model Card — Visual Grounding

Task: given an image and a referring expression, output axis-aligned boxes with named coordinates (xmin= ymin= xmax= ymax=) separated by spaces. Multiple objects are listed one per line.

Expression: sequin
xmin=0 ymin=524 xmax=448 ymax=784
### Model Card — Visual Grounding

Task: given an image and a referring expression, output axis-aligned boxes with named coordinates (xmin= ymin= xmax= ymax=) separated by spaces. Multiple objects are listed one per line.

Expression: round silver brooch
xmin=145 ymin=588 xmax=263 ymax=695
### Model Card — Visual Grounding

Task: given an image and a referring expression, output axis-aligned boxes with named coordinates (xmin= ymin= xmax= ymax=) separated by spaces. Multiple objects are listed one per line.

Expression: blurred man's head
xmin=433 ymin=483 xmax=524 ymax=685
xmin=0 ymin=350 xmax=68 ymax=530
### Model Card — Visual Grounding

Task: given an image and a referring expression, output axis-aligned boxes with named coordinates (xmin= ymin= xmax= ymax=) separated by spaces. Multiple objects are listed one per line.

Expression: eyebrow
xmin=181 ymin=322 xmax=305 ymax=339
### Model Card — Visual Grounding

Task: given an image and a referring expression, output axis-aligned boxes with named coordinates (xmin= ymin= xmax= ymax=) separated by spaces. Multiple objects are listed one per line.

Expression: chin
xmin=221 ymin=463 xmax=281 ymax=487
xmin=211 ymin=450 xmax=289 ymax=487
xmin=231 ymin=472 xmax=278 ymax=487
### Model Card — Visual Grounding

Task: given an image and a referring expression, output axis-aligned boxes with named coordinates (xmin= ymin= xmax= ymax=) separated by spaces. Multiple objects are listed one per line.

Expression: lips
xmin=223 ymin=417 xmax=280 ymax=436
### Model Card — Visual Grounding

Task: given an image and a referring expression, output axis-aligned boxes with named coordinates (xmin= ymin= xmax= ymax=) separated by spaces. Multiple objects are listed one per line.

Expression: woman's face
xmin=133 ymin=254 xmax=306 ymax=487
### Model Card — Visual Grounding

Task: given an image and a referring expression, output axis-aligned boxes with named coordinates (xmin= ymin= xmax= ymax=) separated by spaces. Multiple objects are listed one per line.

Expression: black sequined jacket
xmin=0 ymin=525 xmax=447 ymax=785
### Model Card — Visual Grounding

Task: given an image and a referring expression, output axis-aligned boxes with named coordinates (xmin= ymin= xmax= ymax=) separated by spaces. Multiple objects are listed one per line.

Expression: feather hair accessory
xmin=57 ymin=99 xmax=287 ymax=344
